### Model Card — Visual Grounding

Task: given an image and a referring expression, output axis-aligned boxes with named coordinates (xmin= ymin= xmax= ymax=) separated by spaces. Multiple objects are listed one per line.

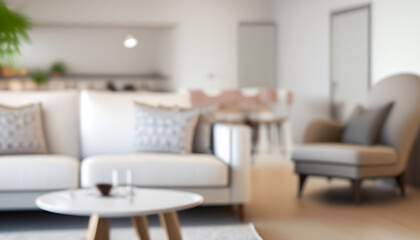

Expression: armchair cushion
xmin=342 ymin=103 xmax=393 ymax=145
xmin=293 ymin=143 xmax=397 ymax=166
xmin=304 ymin=118 xmax=345 ymax=143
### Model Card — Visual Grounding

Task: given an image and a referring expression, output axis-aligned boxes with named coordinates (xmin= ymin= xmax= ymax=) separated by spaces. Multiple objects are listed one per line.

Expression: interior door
xmin=331 ymin=5 xmax=371 ymax=122
xmin=238 ymin=23 xmax=276 ymax=88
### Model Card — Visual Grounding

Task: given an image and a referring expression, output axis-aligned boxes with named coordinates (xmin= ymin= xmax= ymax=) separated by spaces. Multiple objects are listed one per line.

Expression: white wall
xmin=273 ymin=0 xmax=369 ymax=142
xmin=19 ymin=26 xmax=173 ymax=75
xmin=273 ymin=0 xmax=420 ymax=142
xmin=9 ymin=0 xmax=420 ymax=142
xmin=7 ymin=0 xmax=275 ymax=89
xmin=373 ymin=0 xmax=420 ymax=84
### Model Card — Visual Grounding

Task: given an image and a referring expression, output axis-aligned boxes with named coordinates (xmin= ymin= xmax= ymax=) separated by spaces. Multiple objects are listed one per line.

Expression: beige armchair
xmin=293 ymin=74 xmax=420 ymax=204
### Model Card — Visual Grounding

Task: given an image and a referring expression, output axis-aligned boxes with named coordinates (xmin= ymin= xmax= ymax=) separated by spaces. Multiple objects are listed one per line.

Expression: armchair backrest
xmin=367 ymin=74 xmax=420 ymax=172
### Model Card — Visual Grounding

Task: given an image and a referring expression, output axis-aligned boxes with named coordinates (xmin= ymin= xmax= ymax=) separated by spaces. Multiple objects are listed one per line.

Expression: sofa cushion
xmin=80 ymin=90 xmax=191 ymax=158
xmin=292 ymin=143 xmax=397 ymax=166
xmin=134 ymin=103 xmax=199 ymax=154
xmin=146 ymin=104 xmax=218 ymax=154
xmin=193 ymin=105 xmax=217 ymax=154
xmin=0 ymin=155 xmax=79 ymax=191
xmin=81 ymin=153 xmax=228 ymax=187
xmin=0 ymin=91 xmax=80 ymax=157
xmin=0 ymin=103 xmax=48 ymax=154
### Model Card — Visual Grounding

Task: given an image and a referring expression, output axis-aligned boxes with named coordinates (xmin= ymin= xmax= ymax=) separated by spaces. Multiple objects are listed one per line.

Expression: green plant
xmin=0 ymin=1 xmax=33 ymax=64
xmin=50 ymin=61 xmax=67 ymax=75
xmin=31 ymin=71 xmax=48 ymax=85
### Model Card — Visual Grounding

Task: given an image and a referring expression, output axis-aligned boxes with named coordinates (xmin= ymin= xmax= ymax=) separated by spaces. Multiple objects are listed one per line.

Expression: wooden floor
xmin=247 ymin=162 xmax=420 ymax=240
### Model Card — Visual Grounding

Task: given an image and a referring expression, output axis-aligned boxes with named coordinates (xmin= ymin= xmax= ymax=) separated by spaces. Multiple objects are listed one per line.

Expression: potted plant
xmin=50 ymin=61 xmax=67 ymax=78
xmin=0 ymin=1 xmax=32 ymax=65
xmin=31 ymin=71 xmax=48 ymax=89
xmin=0 ymin=63 xmax=15 ymax=77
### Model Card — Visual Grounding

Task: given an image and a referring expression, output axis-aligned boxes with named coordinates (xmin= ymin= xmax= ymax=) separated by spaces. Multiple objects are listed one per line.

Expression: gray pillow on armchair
xmin=342 ymin=102 xmax=393 ymax=145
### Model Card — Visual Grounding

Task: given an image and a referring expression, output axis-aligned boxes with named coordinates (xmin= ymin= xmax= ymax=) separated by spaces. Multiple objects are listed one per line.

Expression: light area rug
xmin=0 ymin=223 xmax=262 ymax=240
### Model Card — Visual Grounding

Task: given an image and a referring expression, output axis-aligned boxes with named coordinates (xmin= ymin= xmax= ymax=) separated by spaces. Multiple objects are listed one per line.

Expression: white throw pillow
xmin=0 ymin=103 xmax=48 ymax=154
xmin=134 ymin=103 xmax=199 ymax=154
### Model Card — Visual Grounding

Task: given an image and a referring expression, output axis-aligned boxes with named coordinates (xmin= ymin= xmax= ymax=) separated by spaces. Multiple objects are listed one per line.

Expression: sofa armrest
xmin=213 ymin=124 xmax=251 ymax=204
xmin=304 ymin=118 xmax=345 ymax=143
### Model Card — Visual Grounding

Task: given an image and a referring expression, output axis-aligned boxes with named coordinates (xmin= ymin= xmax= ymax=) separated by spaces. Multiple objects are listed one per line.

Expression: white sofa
xmin=0 ymin=90 xmax=251 ymax=210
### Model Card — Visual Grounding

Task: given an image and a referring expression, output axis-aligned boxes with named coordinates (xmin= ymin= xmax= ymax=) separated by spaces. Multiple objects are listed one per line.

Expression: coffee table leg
xmin=131 ymin=216 xmax=150 ymax=240
xmin=86 ymin=214 xmax=110 ymax=240
xmin=159 ymin=212 xmax=182 ymax=240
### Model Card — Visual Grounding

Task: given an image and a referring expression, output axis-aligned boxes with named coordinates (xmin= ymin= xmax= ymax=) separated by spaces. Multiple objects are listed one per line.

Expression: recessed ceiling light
xmin=124 ymin=35 xmax=138 ymax=48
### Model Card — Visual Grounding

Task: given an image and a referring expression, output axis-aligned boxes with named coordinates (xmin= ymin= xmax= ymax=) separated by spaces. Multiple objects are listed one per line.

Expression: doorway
xmin=330 ymin=5 xmax=371 ymax=122
xmin=238 ymin=23 xmax=277 ymax=88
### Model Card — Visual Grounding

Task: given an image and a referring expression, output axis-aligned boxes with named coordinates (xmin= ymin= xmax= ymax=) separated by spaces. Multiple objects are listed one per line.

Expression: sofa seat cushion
xmin=0 ymin=155 xmax=79 ymax=191
xmin=292 ymin=143 xmax=397 ymax=166
xmin=81 ymin=153 xmax=229 ymax=187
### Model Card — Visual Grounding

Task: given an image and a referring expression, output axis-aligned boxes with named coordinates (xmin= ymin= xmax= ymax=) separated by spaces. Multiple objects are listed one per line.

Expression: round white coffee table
xmin=36 ymin=188 xmax=204 ymax=240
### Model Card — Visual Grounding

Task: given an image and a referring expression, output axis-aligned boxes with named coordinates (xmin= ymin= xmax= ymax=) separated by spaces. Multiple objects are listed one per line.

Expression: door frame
xmin=329 ymin=4 xmax=372 ymax=120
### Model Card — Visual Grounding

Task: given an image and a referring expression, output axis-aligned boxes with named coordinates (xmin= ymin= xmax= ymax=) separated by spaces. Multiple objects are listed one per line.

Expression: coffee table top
xmin=36 ymin=188 xmax=204 ymax=218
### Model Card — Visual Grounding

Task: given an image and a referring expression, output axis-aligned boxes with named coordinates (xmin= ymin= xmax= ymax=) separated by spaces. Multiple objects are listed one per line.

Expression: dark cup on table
xmin=96 ymin=183 xmax=112 ymax=197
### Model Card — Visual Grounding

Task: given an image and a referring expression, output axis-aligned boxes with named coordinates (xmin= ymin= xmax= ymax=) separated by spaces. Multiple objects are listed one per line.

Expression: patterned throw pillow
xmin=0 ymin=103 xmax=48 ymax=154
xmin=134 ymin=103 xmax=200 ymax=154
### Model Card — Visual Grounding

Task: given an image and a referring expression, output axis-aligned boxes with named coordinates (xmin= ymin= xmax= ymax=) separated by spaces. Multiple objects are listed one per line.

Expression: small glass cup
xmin=112 ymin=169 xmax=133 ymax=197
xmin=126 ymin=169 xmax=133 ymax=198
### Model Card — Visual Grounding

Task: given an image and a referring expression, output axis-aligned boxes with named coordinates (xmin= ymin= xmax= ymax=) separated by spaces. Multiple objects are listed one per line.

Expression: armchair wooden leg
xmin=352 ymin=179 xmax=362 ymax=204
xmin=395 ymin=173 xmax=406 ymax=198
xmin=298 ymin=174 xmax=308 ymax=198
